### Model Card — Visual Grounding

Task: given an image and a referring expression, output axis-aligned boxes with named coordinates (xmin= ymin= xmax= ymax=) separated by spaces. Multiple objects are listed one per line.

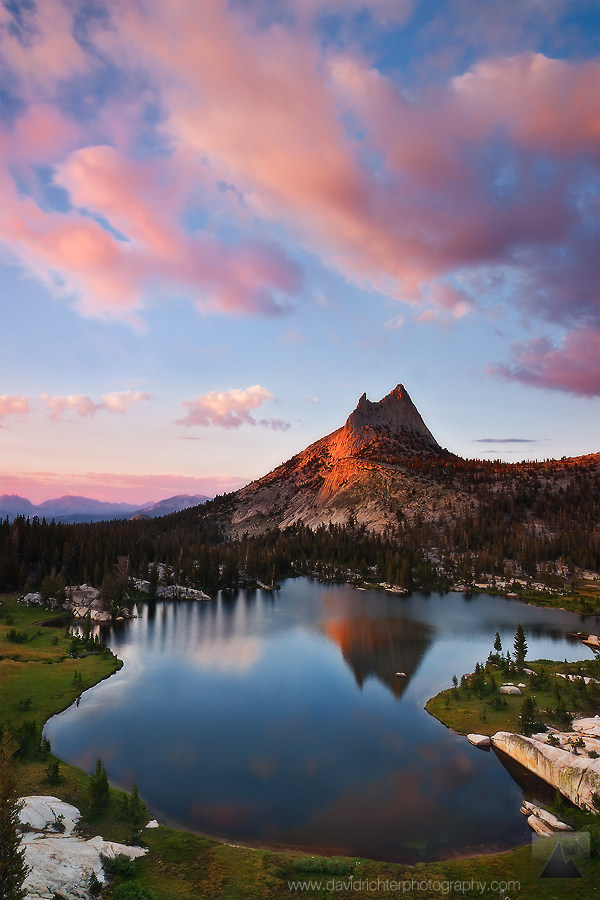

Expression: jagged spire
xmin=343 ymin=384 xmax=438 ymax=447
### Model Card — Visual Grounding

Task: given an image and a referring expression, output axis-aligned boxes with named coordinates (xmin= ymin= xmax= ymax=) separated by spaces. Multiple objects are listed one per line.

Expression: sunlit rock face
xmin=230 ymin=384 xmax=460 ymax=535
xmin=491 ymin=730 xmax=600 ymax=811
xmin=329 ymin=384 xmax=441 ymax=461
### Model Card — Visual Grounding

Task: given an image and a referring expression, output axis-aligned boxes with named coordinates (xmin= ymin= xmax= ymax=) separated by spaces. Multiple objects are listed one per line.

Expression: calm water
xmin=45 ymin=579 xmax=598 ymax=862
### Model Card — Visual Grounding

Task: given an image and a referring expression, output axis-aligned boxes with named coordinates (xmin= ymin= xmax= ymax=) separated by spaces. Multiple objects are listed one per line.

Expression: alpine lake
xmin=45 ymin=578 xmax=598 ymax=863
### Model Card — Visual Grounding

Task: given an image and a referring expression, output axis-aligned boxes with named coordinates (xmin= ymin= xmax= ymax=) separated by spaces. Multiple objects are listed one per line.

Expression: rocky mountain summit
xmin=228 ymin=384 xmax=463 ymax=535
xmin=335 ymin=384 xmax=440 ymax=458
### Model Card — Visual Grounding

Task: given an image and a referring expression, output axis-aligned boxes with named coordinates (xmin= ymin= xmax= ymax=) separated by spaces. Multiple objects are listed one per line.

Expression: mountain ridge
xmin=0 ymin=493 xmax=210 ymax=524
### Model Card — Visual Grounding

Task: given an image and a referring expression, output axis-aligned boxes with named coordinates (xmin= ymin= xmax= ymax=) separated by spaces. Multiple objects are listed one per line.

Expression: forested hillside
xmin=1 ymin=454 xmax=597 ymax=601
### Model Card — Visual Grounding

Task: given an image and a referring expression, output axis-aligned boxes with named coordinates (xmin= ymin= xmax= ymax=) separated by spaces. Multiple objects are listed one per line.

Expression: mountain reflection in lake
xmin=45 ymin=579 xmax=597 ymax=862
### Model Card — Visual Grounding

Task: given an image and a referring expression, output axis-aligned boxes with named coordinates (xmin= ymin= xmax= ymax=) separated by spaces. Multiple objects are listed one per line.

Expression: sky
xmin=1 ymin=0 xmax=599 ymax=505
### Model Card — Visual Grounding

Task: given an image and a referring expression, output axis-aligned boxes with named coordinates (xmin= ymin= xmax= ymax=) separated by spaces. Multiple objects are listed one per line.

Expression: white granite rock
xmin=466 ymin=733 xmax=491 ymax=748
xmin=500 ymin=685 xmax=521 ymax=694
xmin=520 ymin=799 xmax=572 ymax=832
xmin=491 ymin=732 xmax=600 ymax=811
xmin=534 ymin=807 xmax=573 ymax=831
xmin=19 ymin=796 xmax=79 ymax=836
xmin=572 ymin=716 xmax=600 ymax=738
xmin=19 ymin=796 xmax=148 ymax=900
xmin=527 ymin=813 xmax=554 ymax=836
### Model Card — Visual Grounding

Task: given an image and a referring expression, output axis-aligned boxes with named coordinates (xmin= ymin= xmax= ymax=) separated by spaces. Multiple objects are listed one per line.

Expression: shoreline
xmin=7 ymin=585 xmax=600 ymax=898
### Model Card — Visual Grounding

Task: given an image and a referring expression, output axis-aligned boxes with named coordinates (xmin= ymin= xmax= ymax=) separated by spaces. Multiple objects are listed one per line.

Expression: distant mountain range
xmin=0 ymin=493 xmax=210 ymax=524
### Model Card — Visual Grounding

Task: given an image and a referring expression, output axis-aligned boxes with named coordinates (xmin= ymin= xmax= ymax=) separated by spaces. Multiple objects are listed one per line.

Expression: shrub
xmin=113 ymin=882 xmax=157 ymax=900
xmin=102 ymin=853 xmax=137 ymax=880
xmin=6 ymin=629 xmax=28 ymax=643
xmin=293 ymin=857 xmax=351 ymax=876
xmin=46 ymin=758 xmax=61 ymax=785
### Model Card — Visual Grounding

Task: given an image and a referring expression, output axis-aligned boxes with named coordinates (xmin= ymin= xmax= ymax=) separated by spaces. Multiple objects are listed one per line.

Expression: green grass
xmin=0 ymin=593 xmax=122 ymax=733
xmin=517 ymin=577 xmax=600 ymax=615
xmin=426 ymin=658 xmax=600 ymax=737
xmin=3 ymin=590 xmax=600 ymax=899
xmin=92 ymin=825 xmax=600 ymax=900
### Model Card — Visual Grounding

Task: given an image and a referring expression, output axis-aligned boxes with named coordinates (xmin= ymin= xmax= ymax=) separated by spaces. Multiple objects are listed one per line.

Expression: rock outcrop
xmin=133 ymin=578 xmax=210 ymax=600
xmin=19 ymin=796 xmax=147 ymax=900
xmin=467 ymin=733 xmax=491 ymax=748
xmin=491 ymin=729 xmax=600 ymax=811
xmin=520 ymin=800 xmax=573 ymax=834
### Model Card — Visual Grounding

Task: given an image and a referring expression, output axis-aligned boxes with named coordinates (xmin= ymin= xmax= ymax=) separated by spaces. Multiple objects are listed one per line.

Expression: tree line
xmin=0 ymin=457 xmax=597 ymax=598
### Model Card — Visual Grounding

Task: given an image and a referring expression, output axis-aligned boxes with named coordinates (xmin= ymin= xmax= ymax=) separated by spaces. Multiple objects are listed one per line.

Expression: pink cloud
xmin=0 ymin=0 xmax=596 ymax=397
xmin=177 ymin=385 xmax=287 ymax=429
xmin=328 ymin=51 xmax=598 ymax=282
xmin=0 ymin=0 xmax=88 ymax=99
xmin=3 ymin=105 xmax=82 ymax=166
xmin=100 ymin=391 xmax=154 ymax=414
xmin=40 ymin=391 xmax=153 ymax=420
xmin=490 ymin=326 xmax=600 ymax=398
xmin=41 ymin=394 xmax=100 ymax=420
xmin=451 ymin=53 xmax=600 ymax=156
xmin=0 ymin=395 xmax=29 ymax=417
xmin=0 ymin=138 xmax=301 ymax=320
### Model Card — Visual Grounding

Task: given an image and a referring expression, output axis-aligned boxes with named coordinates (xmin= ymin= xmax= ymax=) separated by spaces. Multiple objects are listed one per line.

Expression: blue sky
xmin=1 ymin=0 xmax=598 ymax=503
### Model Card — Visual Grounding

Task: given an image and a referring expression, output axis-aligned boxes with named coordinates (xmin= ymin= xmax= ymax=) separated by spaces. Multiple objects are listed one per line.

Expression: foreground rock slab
xmin=520 ymin=800 xmax=573 ymax=833
xmin=491 ymin=732 xmax=600 ymax=811
xmin=19 ymin=796 xmax=147 ymax=900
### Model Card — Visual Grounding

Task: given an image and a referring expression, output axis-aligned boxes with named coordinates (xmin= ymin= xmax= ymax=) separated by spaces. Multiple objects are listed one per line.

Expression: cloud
xmin=177 ymin=385 xmax=288 ymax=429
xmin=41 ymin=391 xmax=153 ymax=420
xmin=0 ymin=1 xmax=597 ymax=394
xmin=257 ymin=418 xmax=291 ymax=431
xmin=384 ymin=313 xmax=405 ymax=331
xmin=0 ymin=0 xmax=89 ymax=97
xmin=473 ymin=438 xmax=539 ymax=444
xmin=41 ymin=394 xmax=100 ymax=420
xmin=100 ymin=391 xmax=154 ymax=414
xmin=0 ymin=396 xmax=29 ymax=417
xmin=490 ymin=326 xmax=600 ymax=398
xmin=0 ymin=137 xmax=302 ymax=321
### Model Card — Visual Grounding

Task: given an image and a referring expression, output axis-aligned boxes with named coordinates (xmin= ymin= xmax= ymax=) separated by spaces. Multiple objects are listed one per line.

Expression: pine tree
xmin=520 ymin=695 xmax=538 ymax=736
xmin=148 ymin=563 xmax=159 ymax=600
xmin=88 ymin=757 xmax=110 ymax=815
xmin=514 ymin=623 xmax=528 ymax=672
xmin=493 ymin=632 xmax=502 ymax=656
xmin=0 ymin=729 xmax=29 ymax=900
xmin=129 ymin=782 xmax=146 ymax=825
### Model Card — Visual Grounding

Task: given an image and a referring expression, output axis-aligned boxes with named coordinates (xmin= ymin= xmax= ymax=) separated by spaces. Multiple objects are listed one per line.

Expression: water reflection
xmin=320 ymin=614 xmax=432 ymax=697
xmin=49 ymin=580 xmax=597 ymax=863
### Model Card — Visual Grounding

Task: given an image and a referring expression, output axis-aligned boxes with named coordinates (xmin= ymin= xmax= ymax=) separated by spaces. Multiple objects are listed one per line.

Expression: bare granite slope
xmin=229 ymin=384 xmax=465 ymax=535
